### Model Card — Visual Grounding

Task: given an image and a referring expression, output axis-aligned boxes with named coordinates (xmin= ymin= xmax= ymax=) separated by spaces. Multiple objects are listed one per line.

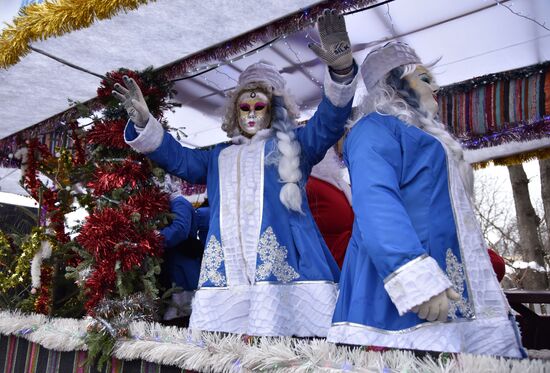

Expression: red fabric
xmin=488 ymin=248 xmax=506 ymax=282
xmin=306 ymin=177 xmax=354 ymax=268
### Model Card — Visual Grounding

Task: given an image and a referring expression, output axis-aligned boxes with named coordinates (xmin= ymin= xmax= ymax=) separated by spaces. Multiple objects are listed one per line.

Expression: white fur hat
xmin=361 ymin=41 xmax=421 ymax=90
xmin=238 ymin=60 xmax=286 ymax=94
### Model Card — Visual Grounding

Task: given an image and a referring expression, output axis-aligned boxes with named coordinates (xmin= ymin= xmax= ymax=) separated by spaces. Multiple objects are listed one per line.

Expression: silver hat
xmin=360 ymin=42 xmax=421 ymax=90
xmin=237 ymin=60 xmax=286 ymax=94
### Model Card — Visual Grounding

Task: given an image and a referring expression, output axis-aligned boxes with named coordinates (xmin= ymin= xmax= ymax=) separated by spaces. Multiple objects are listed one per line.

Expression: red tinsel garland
xmin=69 ymin=121 xmax=86 ymax=165
xmin=87 ymin=119 xmax=129 ymax=149
xmin=78 ymin=204 xmax=165 ymax=311
xmin=97 ymin=69 xmax=168 ymax=119
xmin=23 ymin=139 xmax=53 ymax=199
xmin=121 ymin=186 xmax=170 ymax=223
xmin=34 ymin=265 xmax=53 ymax=315
xmin=88 ymin=156 xmax=151 ymax=196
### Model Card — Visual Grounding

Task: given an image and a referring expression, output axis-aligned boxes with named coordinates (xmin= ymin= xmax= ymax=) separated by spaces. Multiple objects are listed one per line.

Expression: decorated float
xmin=0 ymin=0 xmax=549 ymax=371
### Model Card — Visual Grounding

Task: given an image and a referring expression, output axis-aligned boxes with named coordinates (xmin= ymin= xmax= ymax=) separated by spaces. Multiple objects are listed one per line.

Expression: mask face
xmin=237 ymin=91 xmax=270 ymax=137
xmin=405 ymin=66 xmax=439 ymax=117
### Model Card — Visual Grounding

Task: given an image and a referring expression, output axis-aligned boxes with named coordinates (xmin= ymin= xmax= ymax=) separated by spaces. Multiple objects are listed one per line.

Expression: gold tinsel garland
xmin=0 ymin=0 xmax=152 ymax=68
xmin=0 ymin=227 xmax=47 ymax=292
xmin=471 ymin=147 xmax=550 ymax=170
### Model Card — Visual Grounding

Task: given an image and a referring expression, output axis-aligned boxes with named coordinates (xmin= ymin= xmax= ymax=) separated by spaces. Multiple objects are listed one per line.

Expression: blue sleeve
xmin=160 ymin=196 xmax=194 ymax=249
xmin=346 ymin=115 xmax=426 ymax=279
xmin=125 ymin=122 xmax=211 ymax=184
xmin=296 ymin=94 xmax=353 ymax=169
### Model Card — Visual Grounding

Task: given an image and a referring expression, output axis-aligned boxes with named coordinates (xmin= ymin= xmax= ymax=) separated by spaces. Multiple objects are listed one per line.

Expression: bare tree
xmin=540 ymin=158 xmax=550 ymax=252
xmin=508 ymin=164 xmax=548 ymax=290
xmin=473 ymin=173 xmax=519 ymax=257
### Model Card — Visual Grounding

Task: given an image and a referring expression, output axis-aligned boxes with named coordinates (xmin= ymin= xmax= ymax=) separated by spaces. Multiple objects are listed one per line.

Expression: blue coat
xmin=125 ymin=92 xmax=354 ymax=336
xmin=328 ymin=112 xmax=524 ymax=357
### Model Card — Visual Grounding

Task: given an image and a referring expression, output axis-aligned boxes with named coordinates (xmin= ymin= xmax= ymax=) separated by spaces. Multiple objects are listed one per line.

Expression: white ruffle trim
xmin=323 ymin=66 xmax=359 ymax=108
xmin=328 ymin=316 xmax=524 ymax=358
xmin=124 ymin=114 xmax=164 ymax=154
xmin=189 ymin=282 xmax=337 ymax=337
xmin=384 ymin=255 xmax=452 ymax=316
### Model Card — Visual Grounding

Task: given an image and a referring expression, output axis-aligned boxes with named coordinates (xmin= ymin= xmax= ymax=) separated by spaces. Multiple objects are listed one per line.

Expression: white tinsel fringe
xmin=0 ymin=310 xmax=548 ymax=372
xmin=31 ymin=240 xmax=52 ymax=289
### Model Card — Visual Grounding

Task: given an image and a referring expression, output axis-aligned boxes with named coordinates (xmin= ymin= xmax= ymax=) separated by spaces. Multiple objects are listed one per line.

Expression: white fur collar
xmin=231 ymin=128 xmax=274 ymax=145
xmin=311 ymin=147 xmax=352 ymax=204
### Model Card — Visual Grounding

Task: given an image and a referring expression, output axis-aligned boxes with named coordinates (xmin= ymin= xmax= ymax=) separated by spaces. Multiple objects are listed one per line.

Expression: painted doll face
xmin=405 ymin=66 xmax=439 ymax=116
xmin=237 ymin=91 xmax=270 ymax=137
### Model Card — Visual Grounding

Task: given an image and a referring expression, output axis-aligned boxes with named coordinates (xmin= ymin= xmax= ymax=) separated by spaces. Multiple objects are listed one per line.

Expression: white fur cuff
xmin=384 ymin=255 xmax=451 ymax=316
xmin=323 ymin=65 xmax=359 ymax=108
xmin=124 ymin=114 xmax=164 ymax=154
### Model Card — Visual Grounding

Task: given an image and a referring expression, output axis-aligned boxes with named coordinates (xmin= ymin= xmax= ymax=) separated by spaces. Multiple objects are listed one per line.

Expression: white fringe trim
xmin=0 ymin=310 xmax=547 ymax=371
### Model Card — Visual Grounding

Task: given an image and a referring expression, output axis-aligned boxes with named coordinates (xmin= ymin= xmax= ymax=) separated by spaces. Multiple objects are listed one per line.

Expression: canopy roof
xmin=0 ymin=0 xmax=549 ymax=147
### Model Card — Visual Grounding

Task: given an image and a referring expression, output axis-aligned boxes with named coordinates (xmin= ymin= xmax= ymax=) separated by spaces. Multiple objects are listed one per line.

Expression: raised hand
xmin=308 ymin=9 xmax=353 ymax=73
xmin=112 ymin=76 xmax=150 ymax=127
xmin=411 ymin=288 xmax=461 ymax=322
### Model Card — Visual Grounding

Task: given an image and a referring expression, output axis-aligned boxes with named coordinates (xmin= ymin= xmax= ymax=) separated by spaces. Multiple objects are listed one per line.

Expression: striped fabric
xmin=437 ymin=62 xmax=550 ymax=147
xmin=0 ymin=334 xmax=191 ymax=373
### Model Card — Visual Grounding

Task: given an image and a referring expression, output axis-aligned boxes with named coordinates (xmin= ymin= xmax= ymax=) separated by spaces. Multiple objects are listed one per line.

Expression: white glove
xmin=112 ymin=75 xmax=150 ymax=127
xmin=308 ymin=9 xmax=353 ymax=73
xmin=159 ymin=174 xmax=183 ymax=201
xmin=411 ymin=288 xmax=461 ymax=322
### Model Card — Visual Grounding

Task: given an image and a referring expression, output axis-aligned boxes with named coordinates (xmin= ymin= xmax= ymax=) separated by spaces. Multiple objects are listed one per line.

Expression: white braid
xmin=268 ymin=97 xmax=303 ymax=213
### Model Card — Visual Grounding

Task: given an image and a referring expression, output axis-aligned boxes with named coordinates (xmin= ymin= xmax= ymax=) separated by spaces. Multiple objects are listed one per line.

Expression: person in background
xmin=306 ymin=145 xmax=353 ymax=268
xmin=159 ymin=176 xmax=202 ymax=322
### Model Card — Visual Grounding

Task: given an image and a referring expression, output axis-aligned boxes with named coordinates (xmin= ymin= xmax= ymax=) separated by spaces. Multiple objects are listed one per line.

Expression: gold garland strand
xmin=0 ymin=0 xmax=152 ymax=69
xmin=0 ymin=227 xmax=47 ymax=292
xmin=472 ymin=147 xmax=550 ymax=170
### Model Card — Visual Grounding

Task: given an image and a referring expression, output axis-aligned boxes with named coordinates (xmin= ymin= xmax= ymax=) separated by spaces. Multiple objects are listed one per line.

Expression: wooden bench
xmin=505 ymin=290 xmax=550 ymax=349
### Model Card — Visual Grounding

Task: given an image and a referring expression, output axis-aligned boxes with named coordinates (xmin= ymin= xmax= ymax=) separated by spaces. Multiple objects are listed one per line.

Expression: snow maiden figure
xmin=114 ymin=10 xmax=359 ymax=336
xmin=327 ymin=42 xmax=525 ymax=357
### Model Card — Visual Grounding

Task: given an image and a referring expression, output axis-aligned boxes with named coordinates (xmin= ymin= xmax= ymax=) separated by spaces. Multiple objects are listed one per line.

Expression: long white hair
xmin=354 ymin=64 xmax=474 ymax=197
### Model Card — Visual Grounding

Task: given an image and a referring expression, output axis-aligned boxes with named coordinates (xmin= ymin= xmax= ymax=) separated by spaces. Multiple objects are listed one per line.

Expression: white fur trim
xmin=310 ymin=147 xmax=352 ymax=204
xmin=384 ymin=255 xmax=452 ymax=316
xmin=464 ymin=138 xmax=550 ymax=164
xmin=328 ymin=316 xmax=523 ymax=358
xmin=446 ymin=144 xmax=513 ymax=319
xmin=323 ymin=65 xmax=360 ymax=108
xmin=189 ymin=282 xmax=338 ymax=337
xmin=218 ymin=141 xmax=265 ymax=285
xmin=124 ymin=114 xmax=164 ymax=154
xmin=30 ymin=240 xmax=52 ymax=289
xmin=231 ymin=128 xmax=273 ymax=144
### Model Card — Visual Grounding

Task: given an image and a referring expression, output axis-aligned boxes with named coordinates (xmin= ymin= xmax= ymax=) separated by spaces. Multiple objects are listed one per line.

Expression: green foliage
xmin=85 ymin=330 xmax=116 ymax=372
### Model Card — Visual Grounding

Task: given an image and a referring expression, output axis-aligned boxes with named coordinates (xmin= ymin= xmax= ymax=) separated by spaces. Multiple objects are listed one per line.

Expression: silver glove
xmin=112 ymin=75 xmax=150 ymax=127
xmin=308 ymin=9 xmax=353 ymax=72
